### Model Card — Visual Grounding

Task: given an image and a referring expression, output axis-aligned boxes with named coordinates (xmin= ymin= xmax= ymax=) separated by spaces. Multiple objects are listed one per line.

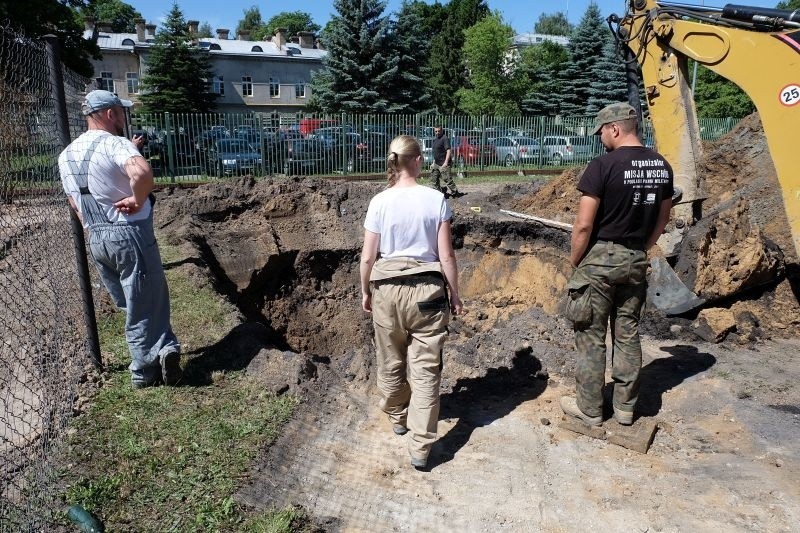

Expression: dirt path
xmin=237 ymin=336 xmax=800 ymax=532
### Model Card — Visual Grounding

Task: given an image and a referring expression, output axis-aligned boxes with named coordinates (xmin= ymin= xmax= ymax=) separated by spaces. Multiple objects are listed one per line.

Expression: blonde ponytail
xmin=385 ymin=136 xmax=422 ymax=187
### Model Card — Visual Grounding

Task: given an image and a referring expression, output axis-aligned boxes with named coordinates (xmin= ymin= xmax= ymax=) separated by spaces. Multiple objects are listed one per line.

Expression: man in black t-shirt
xmin=560 ymin=102 xmax=673 ymax=428
xmin=429 ymin=126 xmax=463 ymax=197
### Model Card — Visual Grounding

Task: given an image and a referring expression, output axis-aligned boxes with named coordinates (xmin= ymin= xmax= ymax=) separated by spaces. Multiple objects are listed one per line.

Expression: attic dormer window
xmin=209 ymin=43 xmax=222 ymax=50
xmin=122 ymin=38 xmax=135 ymax=46
xmin=251 ymin=45 xmax=263 ymax=52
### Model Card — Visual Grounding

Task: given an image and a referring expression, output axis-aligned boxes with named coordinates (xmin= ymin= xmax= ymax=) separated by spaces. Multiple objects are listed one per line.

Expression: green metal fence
xmin=129 ymin=112 xmax=742 ymax=183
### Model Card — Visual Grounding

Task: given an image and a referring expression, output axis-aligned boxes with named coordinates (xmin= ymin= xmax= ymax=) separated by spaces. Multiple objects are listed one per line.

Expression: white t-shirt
xmin=58 ymin=129 xmax=150 ymax=225
xmin=363 ymin=185 xmax=452 ymax=262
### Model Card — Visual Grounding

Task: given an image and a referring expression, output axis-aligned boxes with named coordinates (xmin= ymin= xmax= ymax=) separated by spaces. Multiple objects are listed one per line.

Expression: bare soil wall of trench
xmin=153 ymin=116 xmax=799 ymax=531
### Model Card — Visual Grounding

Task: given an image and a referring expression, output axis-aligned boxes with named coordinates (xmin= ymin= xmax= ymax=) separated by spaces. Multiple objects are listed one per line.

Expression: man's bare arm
xmin=114 ymin=155 xmax=154 ymax=215
xmin=570 ymin=194 xmax=600 ymax=267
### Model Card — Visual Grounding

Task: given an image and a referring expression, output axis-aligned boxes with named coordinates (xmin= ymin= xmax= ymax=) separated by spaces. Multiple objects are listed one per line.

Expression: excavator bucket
xmin=647 ymin=256 xmax=705 ymax=316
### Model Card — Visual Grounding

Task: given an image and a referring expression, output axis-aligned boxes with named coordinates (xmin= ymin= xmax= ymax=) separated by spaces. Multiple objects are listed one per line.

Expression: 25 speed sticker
xmin=779 ymin=84 xmax=800 ymax=106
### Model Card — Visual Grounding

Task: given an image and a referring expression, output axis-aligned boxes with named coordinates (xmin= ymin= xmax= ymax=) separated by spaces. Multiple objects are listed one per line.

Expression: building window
xmin=126 ymin=72 xmax=139 ymax=94
xmin=242 ymin=76 xmax=252 ymax=97
xmin=99 ymin=71 xmax=114 ymax=93
xmin=251 ymin=45 xmax=263 ymax=52
xmin=269 ymin=77 xmax=279 ymax=98
xmin=213 ymin=75 xmax=224 ymax=96
xmin=295 ymin=83 xmax=306 ymax=98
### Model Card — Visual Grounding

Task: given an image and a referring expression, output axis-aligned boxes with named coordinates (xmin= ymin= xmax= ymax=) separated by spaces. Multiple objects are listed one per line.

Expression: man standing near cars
xmin=58 ymin=90 xmax=181 ymax=389
xmin=429 ymin=126 xmax=463 ymax=198
xmin=560 ymin=102 xmax=673 ymax=427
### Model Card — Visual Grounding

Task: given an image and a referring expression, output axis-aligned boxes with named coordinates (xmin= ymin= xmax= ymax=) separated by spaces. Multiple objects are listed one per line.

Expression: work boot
xmin=613 ymin=407 xmax=634 ymax=426
xmin=160 ymin=349 xmax=182 ymax=386
xmin=451 ymin=190 xmax=466 ymax=198
xmin=560 ymin=396 xmax=602 ymax=426
xmin=393 ymin=424 xmax=409 ymax=436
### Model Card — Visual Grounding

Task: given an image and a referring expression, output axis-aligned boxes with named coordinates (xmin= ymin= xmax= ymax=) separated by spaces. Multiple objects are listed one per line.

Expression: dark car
xmin=161 ymin=132 xmax=200 ymax=170
xmin=195 ymin=126 xmax=230 ymax=151
xmin=206 ymin=139 xmax=262 ymax=176
xmin=268 ymin=138 xmax=329 ymax=175
xmin=354 ymin=132 xmax=389 ymax=172
xmin=309 ymin=128 xmax=361 ymax=171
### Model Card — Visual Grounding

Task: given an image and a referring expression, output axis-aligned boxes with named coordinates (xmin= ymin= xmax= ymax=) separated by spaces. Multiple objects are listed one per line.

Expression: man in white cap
xmin=58 ymin=90 xmax=181 ymax=389
xmin=560 ymin=102 xmax=673 ymax=427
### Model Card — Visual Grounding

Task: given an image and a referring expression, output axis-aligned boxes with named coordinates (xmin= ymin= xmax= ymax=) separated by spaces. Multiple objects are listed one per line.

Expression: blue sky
xmin=133 ymin=0 xmax=780 ymax=36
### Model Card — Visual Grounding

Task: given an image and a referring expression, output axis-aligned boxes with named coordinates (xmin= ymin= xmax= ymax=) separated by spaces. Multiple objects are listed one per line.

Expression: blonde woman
xmin=360 ymin=135 xmax=463 ymax=470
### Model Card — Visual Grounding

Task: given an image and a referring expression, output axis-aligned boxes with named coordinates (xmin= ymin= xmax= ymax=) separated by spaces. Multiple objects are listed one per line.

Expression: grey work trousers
xmin=88 ymin=216 xmax=179 ymax=384
xmin=370 ymin=274 xmax=450 ymax=462
xmin=572 ymin=241 xmax=648 ymax=418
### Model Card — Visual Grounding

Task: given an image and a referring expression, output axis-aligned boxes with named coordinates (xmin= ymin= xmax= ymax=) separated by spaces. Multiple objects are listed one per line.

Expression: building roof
xmin=86 ymin=30 xmax=326 ymax=60
xmin=513 ymin=33 xmax=570 ymax=47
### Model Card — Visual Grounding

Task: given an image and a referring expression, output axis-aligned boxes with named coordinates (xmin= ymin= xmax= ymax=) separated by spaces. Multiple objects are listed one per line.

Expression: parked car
xmin=354 ymin=132 xmax=389 ymax=172
xmin=492 ymin=136 xmax=541 ymax=167
xmin=308 ymin=127 xmax=361 ymax=171
xmin=452 ymin=135 xmax=496 ymax=167
xmin=299 ymin=118 xmax=338 ymax=138
xmin=161 ymin=132 xmax=200 ymax=170
xmin=195 ymin=126 xmax=230 ymax=151
xmin=538 ymin=135 xmax=595 ymax=165
xmin=268 ymin=138 xmax=329 ymax=175
xmin=419 ymin=137 xmax=435 ymax=165
xmin=206 ymin=138 xmax=262 ymax=176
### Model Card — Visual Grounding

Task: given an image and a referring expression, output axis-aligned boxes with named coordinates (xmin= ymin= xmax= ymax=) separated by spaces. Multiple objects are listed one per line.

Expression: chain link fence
xmin=0 ymin=26 xmax=93 ymax=530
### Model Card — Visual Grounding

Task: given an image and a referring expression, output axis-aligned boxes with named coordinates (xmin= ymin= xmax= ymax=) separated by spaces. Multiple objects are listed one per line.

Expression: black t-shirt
xmin=577 ymin=146 xmax=674 ymax=243
xmin=432 ymin=135 xmax=450 ymax=165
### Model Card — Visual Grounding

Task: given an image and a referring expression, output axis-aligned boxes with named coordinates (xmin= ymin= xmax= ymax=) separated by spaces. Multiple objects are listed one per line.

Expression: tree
xmin=83 ymin=0 xmax=141 ymax=33
xmin=426 ymin=0 xmax=489 ymax=113
xmin=0 ymin=0 xmax=100 ymax=77
xmin=138 ymin=3 xmax=216 ymax=114
xmin=390 ymin=0 xmax=435 ymax=113
xmin=197 ymin=21 xmax=212 ymax=38
xmin=255 ymin=11 xmax=320 ymax=41
xmin=534 ymin=12 xmax=573 ymax=36
xmin=457 ymin=13 xmax=519 ymax=115
xmin=777 ymin=0 xmax=800 ymax=8
xmin=586 ymin=35 xmax=628 ymax=114
xmin=236 ymin=6 xmax=263 ymax=38
xmin=308 ymin=0 xmax=401 ymax=113
xmin=693 ymin=64 xmax=754 ymax=117
xmin=559 ymin=2 xmax=606 ymax=116
xmin=519 ymin=40 xmax=569 ymax=115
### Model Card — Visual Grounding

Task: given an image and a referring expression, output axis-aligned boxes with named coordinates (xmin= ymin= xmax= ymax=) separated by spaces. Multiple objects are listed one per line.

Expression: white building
xmin=84 ymin=17 xmax=327 ymax=113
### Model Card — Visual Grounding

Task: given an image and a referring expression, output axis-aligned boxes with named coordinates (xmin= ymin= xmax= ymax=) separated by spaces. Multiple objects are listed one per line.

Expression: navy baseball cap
xmin=81 ymin=90 xmax=133 ymax=116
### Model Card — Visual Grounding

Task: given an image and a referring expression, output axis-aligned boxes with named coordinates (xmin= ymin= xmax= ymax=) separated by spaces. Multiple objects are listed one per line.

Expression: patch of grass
xmin=243 ymin=505 xmax=317 ymax=533
xmin=61 ymin=242 xmax=300 ymax=531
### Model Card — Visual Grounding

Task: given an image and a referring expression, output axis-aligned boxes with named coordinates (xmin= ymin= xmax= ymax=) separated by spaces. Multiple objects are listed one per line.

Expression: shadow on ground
xmin=181 ymin=322 xmax=272 ymax=386
xmin=622 ymin=344 xmax=717 ymax=418
xmin=429 ymin=347 xmax=548 ymax=469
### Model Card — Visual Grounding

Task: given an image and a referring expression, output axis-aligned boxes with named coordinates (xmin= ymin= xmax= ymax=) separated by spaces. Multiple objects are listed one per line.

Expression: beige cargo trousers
xmin=370 ymin=264 xmax=450 ymax=463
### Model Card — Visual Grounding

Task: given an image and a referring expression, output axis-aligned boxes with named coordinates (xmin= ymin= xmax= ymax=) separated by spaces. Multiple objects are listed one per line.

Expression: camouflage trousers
xmin=571 ymin=240 xmax=648 ymax=418
xmin=429 ymin=163 xmax=458 ymax=193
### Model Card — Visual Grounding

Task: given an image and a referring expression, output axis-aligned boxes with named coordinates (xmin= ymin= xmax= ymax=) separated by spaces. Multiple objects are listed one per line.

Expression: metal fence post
xmin=164 ymin=112 xmax=175 ymax=180
xmin=44 ymin=35 xmax=103 ymax=370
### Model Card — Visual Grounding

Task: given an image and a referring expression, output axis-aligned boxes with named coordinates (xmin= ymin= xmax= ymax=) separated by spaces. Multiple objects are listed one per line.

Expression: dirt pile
xmin=510 ymin=166 xmax=584 ymax=222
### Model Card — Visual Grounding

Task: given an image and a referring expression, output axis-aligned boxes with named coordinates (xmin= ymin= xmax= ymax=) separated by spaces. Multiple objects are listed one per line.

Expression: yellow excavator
xmin=609 ymin=1 xmax=800 ymax=313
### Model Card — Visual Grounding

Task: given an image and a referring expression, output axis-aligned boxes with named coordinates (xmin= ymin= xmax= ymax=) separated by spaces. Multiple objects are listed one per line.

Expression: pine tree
xmin=390 ymin=0 xmax=434 ymax=113
xmin=519 ymin=41 xmax=568 ymax=115
xmin=559 ymin=2 xmax=606 ymax=116
xmin=587 ymin=34 xmax=629 ymax=114
xmin=138 ymin=3 xmax=216 ymax=114
xmin=426 ymin=0 xmax=489 ymax=113
xmin=308 ymin=0 xmax=400 ymax=113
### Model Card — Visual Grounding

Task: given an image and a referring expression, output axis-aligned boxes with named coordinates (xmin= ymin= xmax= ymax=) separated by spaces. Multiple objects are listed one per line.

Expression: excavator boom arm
xmin=619 ymin=1 xmax=800 ymax=259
